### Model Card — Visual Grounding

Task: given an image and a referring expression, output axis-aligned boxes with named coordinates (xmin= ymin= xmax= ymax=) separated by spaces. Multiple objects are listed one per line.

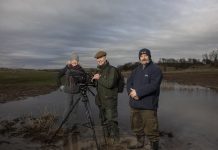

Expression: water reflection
xmin=0 ymin=82 xmax=218 ymax=149
xmin=159 ymin=81 xmax=218 ymax=149
xmin=161 ymin=80 xmax=211 ymax=91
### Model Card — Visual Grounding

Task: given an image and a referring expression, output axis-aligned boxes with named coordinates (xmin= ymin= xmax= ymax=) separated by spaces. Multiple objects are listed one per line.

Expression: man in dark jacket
xmin=92 ymin=50 xmax=120 ymax=144
xmin=57 ymin=52 xmax=86 ymax=134
xmin=127 ymin=48 xmax=163 ymax=150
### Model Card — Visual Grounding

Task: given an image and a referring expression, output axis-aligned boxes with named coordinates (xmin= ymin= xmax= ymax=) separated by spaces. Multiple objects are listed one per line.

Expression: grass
xmin=124 ymin=68 xmax=218 ymax=91
xmin=0 ymin=69 xmax=58 ymax=102
xmin=163 ymin=69 xmax=218 ymax=90
xmin=0 ymin=111 xmax=60 ymax=143
xmin=1 ymin=67 xmax=217 ymax=102
xmin=0 ymin=69 xmax=57 ymax=86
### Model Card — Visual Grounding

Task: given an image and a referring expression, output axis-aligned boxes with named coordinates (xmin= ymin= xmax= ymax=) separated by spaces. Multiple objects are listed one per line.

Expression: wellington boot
xmin=127 ymin=135 xmax=144 ymax=149
xmin=151 ymin=141 xmax=159 ymax=150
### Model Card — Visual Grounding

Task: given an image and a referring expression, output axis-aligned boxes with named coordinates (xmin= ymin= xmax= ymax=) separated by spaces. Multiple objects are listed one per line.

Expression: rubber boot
xmin=151 ymin=141 xmax=159 ymax=150
xmin=102 ymin=124 xmax=110 ymax=137
xmin=127 ymin=135 xmax=144 ymax=149
xmin=110 ymin=123 xmax=120 ymax=144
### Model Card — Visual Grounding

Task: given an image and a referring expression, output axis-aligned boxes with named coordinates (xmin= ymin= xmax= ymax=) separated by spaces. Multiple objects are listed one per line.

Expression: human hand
xmin=129 ymin=88 xmax=139 ymax=100
xmin=59 ymin=85 xmax=65 ymax=91
xmin=92 ymin=74 xmax=101 ymax=81
xmin=133 ymin=96 xmax=139 ymax=100
xmin=130 ymin=88 xmax=137 ymax=97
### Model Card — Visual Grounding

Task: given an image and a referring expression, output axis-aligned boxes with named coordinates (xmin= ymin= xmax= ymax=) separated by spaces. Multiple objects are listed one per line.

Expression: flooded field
xmin=0 ymin=81 xmax=218 ymax=149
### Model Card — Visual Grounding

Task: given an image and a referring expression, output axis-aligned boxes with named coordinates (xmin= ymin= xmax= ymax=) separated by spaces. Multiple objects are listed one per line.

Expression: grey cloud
xmin=0 ymin=0 xmax=218 ymax=68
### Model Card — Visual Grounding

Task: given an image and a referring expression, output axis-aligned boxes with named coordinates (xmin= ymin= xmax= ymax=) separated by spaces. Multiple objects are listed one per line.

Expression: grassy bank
xmin=163 ymin=69 xmax=218 ymax=90
xmin=1 ymin=68 xmax=218 ymax=103
xmin=123 ymin=68 xmax=218 ymax=91
xmin=0 ymin=69 xmax=58 ymax=103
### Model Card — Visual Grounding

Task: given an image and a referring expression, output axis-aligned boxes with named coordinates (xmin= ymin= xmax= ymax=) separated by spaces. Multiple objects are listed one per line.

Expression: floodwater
xmin=0 ymin=81 xmax=218 ymax=149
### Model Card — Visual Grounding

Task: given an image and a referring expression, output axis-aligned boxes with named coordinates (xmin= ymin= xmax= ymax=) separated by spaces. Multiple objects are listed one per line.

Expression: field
xmin=0 ymin=69 xmax=58 ymax=103
xmin=163 ymin=69 xmax=218 ymax=90
xmin=1 ymin=68 xmax=218 ymax=103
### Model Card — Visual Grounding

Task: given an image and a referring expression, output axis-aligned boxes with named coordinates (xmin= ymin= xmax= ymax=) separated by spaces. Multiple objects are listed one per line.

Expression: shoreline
xmin=0 ymin=114 xmax=175 ymax=150
xmin=0 ymin=85 xmax=57 ymax=103
xmin=0 ymin=69 xmax=57 ymax=103
xmin=163 ymin=70 xmax=218 ymax=91
xmin=1 ymin=69 xmax=218 ymax=103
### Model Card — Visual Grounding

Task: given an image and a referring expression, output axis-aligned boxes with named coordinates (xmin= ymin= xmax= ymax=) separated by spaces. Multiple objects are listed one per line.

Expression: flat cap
xmin=94 ymin=50 xmax=107 ymax=59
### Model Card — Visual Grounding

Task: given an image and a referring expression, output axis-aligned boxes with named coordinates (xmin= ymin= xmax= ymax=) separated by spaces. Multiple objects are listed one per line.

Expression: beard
xmin=140 ymin=59 xmax=149 ymax=64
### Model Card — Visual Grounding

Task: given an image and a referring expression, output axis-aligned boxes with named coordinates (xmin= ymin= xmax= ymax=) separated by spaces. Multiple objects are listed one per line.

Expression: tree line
xmin=118 ymin=49 xmax=218 ymax=71
xmin=158 ymin=49 xmax=218 ymax=68
xmin=202 ymin=49 xmax=218 ymax=65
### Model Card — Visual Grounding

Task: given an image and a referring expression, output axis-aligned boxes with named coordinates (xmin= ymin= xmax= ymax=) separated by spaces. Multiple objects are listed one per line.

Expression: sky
xmin=0 ymin=0 xmax=218 ymax=69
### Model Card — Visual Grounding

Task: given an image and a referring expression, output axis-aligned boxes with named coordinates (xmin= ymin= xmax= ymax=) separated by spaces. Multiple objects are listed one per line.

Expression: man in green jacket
xmin=92 ymin=50 xmax=120 ymax=144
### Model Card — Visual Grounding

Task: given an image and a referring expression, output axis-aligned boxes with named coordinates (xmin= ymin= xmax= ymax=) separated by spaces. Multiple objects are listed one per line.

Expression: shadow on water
xmin=0 ymin=81 xmax=218 ymax=149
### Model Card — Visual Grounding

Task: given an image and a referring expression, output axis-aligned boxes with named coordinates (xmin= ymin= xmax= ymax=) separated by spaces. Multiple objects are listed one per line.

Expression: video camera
xmin=72 ymin=72 xmax=96 ymax=97
xmin=68 ymin=69 xmax=96 ymax=87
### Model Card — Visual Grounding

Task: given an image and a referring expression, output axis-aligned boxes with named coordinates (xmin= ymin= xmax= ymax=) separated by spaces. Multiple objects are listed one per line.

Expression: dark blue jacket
xmin=127 ymin=61 xmax=163 ymax=110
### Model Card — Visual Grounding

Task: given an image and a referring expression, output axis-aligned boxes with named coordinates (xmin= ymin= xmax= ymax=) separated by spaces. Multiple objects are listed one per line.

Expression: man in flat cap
xmin=127 ymin=48 xmax=163 ymax=150
xmin=92 ymin=49 xmax=120 ymax=144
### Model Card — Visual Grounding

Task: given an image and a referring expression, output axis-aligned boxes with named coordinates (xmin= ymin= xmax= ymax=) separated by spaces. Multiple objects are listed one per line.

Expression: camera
xmin=68 ymin=69 xmax=96 ymax=87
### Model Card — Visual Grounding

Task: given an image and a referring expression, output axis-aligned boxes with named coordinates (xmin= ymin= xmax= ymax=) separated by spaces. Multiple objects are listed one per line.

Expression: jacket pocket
xmin=143 ymin=74 xmax=150 ymax=84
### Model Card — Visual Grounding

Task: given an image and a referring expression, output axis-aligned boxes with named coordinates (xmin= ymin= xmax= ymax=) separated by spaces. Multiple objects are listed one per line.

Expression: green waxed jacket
xmin=95 ymin=61 xmax=119 ymax=108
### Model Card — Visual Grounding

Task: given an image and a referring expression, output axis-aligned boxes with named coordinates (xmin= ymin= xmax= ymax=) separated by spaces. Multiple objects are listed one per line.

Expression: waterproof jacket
xmin=95 ymin=61 xmax=119 ymax=108
xmin=57 ymin=64 xmax=86 ymax=94
xmin=127 ymin=61 xmax=163 ymax=110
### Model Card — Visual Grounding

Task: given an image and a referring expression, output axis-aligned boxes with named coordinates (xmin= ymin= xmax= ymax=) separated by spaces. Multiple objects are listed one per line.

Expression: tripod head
xmin=78 ymin=83 xmax=96 ymax=97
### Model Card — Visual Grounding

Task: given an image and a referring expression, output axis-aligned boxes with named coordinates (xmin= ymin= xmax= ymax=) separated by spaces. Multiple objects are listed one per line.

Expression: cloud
xmin=0 ymin=0 xmax=218 ymax=68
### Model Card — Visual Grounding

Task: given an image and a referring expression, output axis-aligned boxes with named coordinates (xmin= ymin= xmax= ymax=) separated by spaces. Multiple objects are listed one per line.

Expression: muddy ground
xmin=0 ymin=85 xmax=57 ymax=103
xmin=0 ymin=69 xmax=57 ymax=103
xmin=163 ymin=70 xmax=218 ymax=91
xmin=0 ymin=114 xmax=177 ymax=150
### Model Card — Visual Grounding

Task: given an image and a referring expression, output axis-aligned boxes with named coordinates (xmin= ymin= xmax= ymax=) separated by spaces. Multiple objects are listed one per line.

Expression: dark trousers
xmin=130 ymin=108 xmax=159 ymax=142
xmin=98 ymin=105 xmax=119 ymax=138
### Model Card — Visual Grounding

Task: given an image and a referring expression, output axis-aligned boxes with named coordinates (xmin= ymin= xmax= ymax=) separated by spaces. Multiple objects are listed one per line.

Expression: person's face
xmin=70 ymin=60 xmax=79 ymax=67
xmin=96 ymin=56 xmax=106 ymax=66
xmin=140 ymin=54 xmax=150 ymax=65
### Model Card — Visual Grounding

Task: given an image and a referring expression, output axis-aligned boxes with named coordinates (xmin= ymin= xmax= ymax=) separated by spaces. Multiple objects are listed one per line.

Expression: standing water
xmin=0 ymin=81 xmax=218 ymax=149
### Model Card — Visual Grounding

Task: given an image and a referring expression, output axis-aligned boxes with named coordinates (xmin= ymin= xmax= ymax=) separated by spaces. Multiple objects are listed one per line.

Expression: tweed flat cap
xmin=94 ymin=50 xmax=107 ymax=59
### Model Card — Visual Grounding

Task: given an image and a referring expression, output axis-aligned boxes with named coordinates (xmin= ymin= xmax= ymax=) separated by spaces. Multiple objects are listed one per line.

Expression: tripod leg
xmin=83 ymin=97 xmax=100 ymax=150
xmin=48 ymin=96 xmax=81 ymax=143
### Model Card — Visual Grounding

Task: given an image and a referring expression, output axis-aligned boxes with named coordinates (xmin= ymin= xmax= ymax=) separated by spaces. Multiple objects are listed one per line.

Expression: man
xmin=127 ymin=48 xmax=163 ymax=150
xmin=57 ymin=52 xmax=86 ymax=134
xmin=92 ymin=50 xmax=120 ymax=144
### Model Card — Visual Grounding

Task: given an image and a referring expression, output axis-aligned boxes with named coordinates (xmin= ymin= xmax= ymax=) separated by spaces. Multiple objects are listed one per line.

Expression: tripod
xmin=48 ymin=84 xmax=100 ymax=150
